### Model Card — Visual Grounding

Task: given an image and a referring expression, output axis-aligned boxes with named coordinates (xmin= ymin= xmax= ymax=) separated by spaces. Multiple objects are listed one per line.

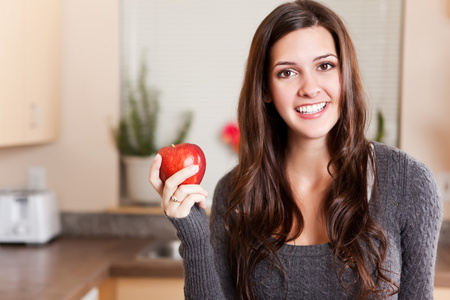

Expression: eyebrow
xmin=313 ymin=53 xmax=338 ymax=62
xmin=272 ymin=53 xmax=338 ymax=69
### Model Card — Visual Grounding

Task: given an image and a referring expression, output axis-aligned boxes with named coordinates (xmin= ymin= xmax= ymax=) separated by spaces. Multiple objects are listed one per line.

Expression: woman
xmin=149 ymin=0 xmax=442 ymax=299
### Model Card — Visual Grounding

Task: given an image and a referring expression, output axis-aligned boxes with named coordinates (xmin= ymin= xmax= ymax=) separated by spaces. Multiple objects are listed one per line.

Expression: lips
xmin=295 ymin=102 xmax=327 ymax=115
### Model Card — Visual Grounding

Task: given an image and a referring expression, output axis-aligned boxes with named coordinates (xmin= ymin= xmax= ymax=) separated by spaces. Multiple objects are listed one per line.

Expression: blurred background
xmin=1 ymin=1 xmax=450 ymax=299
xmin=0 ymin=0 xmax=449 ymax=214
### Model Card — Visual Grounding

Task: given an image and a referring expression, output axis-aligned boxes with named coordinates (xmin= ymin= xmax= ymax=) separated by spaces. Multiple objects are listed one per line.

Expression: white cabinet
xmin=0 ymin=0 xmax=61 ymax=147
xmin=80 ymin=287 xmax=99 ymax=300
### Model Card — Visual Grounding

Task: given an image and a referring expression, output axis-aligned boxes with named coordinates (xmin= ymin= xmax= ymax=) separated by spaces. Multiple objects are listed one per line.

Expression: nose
xmin=298 ymin=73 xmax=320 ymax=98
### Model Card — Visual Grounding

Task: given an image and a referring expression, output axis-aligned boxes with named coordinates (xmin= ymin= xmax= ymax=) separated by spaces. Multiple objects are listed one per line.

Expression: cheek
xmin=337 ymin=75 xmax=342 ymax=100
xmin=269 ymin=82 xmax=289 ymax=105
xmin=328 ymin=78 xmax=342 ymax=117
xmin=334 ymin=88 xmax=342 ymax=118
xmin=329 ymin=74 xmax=342 ymax=100
xmin=335 ymin=86 xmax=341 ymax=108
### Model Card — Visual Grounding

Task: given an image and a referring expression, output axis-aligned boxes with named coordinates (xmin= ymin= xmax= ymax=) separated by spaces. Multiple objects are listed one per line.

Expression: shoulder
xmin=372 ymin=141 xmax=407 ymax=163
xmin=214 ymin=167 xmax=237 ymax=197
xmin=372 ymin=142 xmax=442 ymax=225
xmin=211 ymin=167 xmax=237 ymax=217
xmin=372 ymin=142 xmax=434 ymax=182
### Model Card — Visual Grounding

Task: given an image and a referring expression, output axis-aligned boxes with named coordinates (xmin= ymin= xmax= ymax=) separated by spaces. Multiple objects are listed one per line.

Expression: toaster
xmin=0 ymin=189 xmax=61 ymax=244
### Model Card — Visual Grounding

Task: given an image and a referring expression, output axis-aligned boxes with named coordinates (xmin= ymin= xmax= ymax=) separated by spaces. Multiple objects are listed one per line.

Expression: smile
xmin=295 ymin=102 xmax=327 ymax=115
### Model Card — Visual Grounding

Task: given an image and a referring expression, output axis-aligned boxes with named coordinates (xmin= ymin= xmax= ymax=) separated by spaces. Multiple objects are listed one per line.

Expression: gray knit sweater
xmin=169 ymin=143 xmax=442 ymax=299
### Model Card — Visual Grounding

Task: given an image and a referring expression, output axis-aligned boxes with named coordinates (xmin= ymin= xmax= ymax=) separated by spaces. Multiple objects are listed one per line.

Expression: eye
xmin=317 ymin=62 xmax=335 ymax=71
xmin=277 ymin=69 xmax=296 ymax=78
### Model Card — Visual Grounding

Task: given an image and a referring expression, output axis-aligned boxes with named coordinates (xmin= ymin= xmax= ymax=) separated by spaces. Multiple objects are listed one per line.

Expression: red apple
xmin=157 ymin=143 xmax=206 ymax=185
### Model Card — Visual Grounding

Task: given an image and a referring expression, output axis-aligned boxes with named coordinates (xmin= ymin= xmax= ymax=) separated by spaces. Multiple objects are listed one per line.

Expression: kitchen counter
xmin=0 ymin=237 xmax=183 ymax=300
xmin=0 ymin=237 xmax=449 ymax=300
xmin=436 ymin=243 xmax=450 ymax=287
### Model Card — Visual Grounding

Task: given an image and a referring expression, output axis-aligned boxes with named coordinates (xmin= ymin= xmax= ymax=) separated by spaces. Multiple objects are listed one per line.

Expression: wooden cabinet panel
xmin=100 ymin=278 xmax=450 ymax=300
xmin=98 ymin=278 xmax=117 ymax=300
xmin=0 ymin=0 xmax=60 ymax=147
xmin=0 ymin=0 xmax=26 ymax=146
xmin=116 ymin=278 xmax=184 ymax=300
xmin=99 ymin=277 xmax=184 ymax=300
xmin=434 ymin=287 xmax=450 ymax=300
xmin=24 ymin=0 xmax=60 ymax=144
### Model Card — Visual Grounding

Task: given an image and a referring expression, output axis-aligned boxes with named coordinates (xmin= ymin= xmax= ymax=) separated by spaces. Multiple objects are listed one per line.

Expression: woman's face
xmin=268 ymin=26 xmax=341 ymax=144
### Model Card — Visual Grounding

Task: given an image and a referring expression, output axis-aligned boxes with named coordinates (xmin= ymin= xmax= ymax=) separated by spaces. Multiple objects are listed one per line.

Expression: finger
xmin=162 ymin=185 xmax=208 ymax=213
xmin=164 ymin=165 xmax=200 ymax=190
xmin=165 ymin=193 xmax=207 ymax=218
xmin=172 ymin=184 xmax=208 ymax=200
xmin=162 ymin=194 xmax=183 ymax=212
xmin=148 ymin=154 xmax=164 ymax=195
xmin=198 ymin=197 xmax=207 ymax=209
xmin=162 ymin=165 xmax=199 ymax=201
xmin=164 ymin=184 xmax=208 ymax=210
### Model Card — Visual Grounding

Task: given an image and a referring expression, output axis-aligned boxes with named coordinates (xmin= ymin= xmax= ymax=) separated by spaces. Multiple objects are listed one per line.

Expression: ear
xmin=263 ymin=88 xmax=272 ymax=103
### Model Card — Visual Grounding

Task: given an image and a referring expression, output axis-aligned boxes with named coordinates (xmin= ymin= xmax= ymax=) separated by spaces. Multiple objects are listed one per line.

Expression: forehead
xmin=270 ymin=26 xmax=337 ymax=63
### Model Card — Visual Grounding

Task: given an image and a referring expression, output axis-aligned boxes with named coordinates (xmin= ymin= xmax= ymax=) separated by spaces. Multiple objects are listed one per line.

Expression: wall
xmin=400 ymin=0 xmax=450 ymax=219
xmin=0 ymin=0 xmax=120 ymax=212
xmin=0 ymin=0 xmax=449 ymax=215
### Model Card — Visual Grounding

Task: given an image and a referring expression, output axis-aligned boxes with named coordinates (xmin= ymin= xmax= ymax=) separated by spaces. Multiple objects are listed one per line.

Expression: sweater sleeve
xmin=167 ymin=173 xmax=235 ymax=300
xmin=209 ymin=173 xmax=236 ymax=299
xmin=398 ymin=156 xmax=443 ymax=299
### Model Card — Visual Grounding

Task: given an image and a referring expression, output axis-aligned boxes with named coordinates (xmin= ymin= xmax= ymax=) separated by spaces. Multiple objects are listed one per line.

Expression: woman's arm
xmin=169 ymin=171 xmax=235 ymax=300
xmin=210 ymin=172 xmax=236 ymax=298
xmin=398 ymin=157 xmax=443 ymax=299
xmin=148 ymin=154 xmax=234 ymax=299
xmin=165 ymin=173 xmax=236 ymax=300
xmin=168 ymin=204 xmax=230 ymax=299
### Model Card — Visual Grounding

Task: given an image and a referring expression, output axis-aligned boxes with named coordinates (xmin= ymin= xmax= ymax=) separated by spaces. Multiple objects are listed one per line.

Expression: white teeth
xmin=296 ymin=102 xmax=327 ymax=114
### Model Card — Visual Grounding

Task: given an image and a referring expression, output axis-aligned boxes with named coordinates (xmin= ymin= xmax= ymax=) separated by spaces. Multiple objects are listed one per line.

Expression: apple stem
xmin=171 ymin=144 xmax=175 ymax=148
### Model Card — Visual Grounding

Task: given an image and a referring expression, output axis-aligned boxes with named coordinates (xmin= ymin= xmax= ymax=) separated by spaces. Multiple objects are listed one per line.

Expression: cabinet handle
xmin=30 ymin=103 xmax=40 ymax=127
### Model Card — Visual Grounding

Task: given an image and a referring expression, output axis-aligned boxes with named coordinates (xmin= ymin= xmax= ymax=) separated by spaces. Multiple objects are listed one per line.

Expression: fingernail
xmin=190 ymin=165 xmax=199 ymax=172
xmin=154 ymin=154 xmax=161 ymax=161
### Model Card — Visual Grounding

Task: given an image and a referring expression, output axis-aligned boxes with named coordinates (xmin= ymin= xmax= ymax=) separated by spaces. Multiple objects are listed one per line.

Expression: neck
xmin=285 ymin=136 xmax=332 ymax=180
xmin=284 ymin=136 xmax=333 ymax=245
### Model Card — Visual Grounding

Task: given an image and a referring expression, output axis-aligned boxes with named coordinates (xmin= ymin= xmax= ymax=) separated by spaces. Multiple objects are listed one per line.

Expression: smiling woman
xmin=120 ymin=0 xmax=403 ymax=203
xmin=268 ymin=26 xmax=341 ymax=142
xmin=146 ymin=0 xmax=441 ymax=299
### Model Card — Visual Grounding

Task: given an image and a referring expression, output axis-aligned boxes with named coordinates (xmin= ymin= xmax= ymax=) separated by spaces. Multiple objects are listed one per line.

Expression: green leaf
xmin=375 ymin=110 xmax=385 ymax=143
xmin=172 ymin=111 xmax=194 ymax=145
xmin=113 ymin=56 xmax=193 ymax=156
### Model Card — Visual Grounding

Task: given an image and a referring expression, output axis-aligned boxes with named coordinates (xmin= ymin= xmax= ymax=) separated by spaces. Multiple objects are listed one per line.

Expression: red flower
xmin=221 ymin=122 xmax=240 ymax=153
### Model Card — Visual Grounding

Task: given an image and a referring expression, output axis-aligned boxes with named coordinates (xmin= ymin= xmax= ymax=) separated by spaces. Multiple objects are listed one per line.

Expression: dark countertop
xmin=0 ymin=237 xmax=183 ymax=300
xmin=0 ymin=237 xmax=449 ymax=300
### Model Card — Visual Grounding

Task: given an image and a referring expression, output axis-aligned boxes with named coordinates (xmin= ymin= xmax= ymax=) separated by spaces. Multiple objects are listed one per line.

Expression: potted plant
xmin=374 ymin=109 xmax=385 ymax=143
xmin=113 ymin=59 xmax=193 ymax=204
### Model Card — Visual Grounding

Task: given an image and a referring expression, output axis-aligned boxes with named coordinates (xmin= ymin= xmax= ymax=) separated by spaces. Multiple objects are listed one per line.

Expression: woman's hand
xmin=149 ymin=154 xmax=208 ymax=218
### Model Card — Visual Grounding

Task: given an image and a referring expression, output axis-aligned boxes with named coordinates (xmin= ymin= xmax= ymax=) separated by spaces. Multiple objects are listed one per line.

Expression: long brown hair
xmin=224 ymin=0 xmax=399 ymax=299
